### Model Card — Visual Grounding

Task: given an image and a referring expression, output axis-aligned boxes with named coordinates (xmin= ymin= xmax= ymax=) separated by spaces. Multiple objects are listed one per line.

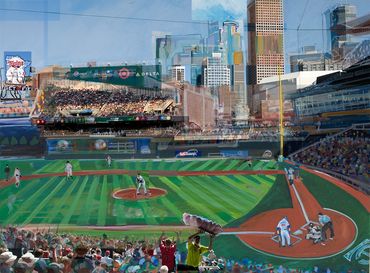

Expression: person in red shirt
xmin=159 ymin=232 xmax=179 ymax=273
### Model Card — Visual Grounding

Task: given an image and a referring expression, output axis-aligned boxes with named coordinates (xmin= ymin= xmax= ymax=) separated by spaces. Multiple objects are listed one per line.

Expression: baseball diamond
xmin=0 ymin=158 xmax=368 ymax=270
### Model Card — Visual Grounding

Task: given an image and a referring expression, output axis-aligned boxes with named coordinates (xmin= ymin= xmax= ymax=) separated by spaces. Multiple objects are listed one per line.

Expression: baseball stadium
xmin=1 ymin=1 xmax=370 ymax=272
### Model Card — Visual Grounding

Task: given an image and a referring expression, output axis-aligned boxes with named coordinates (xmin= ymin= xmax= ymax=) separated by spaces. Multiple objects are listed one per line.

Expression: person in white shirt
xmin=136 ymin=173 xmax=147 ymax=195
xmin=106 ymin=155 xmax=112 ymax=168
xmin=65 ymin=161 xmax=73 ymax=181
xmin=101 ymin=250 xmax=113 ymax=267
xmin=285 ymin=167 xmax=294 ymax=185
xmin=14 ymin=168 xmax=21 ymax=188
xmin=276 ymin=216 xmax=291 ymax=247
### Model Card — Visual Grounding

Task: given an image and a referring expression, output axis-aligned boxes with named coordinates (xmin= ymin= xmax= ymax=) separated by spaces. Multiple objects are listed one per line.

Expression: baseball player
xmin=14 ymin=168 xmax=21 ymax=188
xmin=276 ymin=216 xmax=291 ymax=247
xmin=305 ymin=223 xmax=322 ymax=244
xmin=106 ymin=155 xmax=112 ymax=168
xmin=136 ymin=173 xmax=147 ymax=195
xmin=65 ymin=161 xmax=73 ymax=181
xmin=285 ymin=167 xmax=294 ymax=185
xmin=318 ymin=212 xmax=334 ymax=244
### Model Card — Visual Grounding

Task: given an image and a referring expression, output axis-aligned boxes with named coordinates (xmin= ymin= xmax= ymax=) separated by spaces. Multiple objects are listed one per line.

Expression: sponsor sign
xmin=4 ymin=51 xmax=32 ymax=85
xmin=67 ymin=65 xmax=162 ymax=88
xmin=220 ymin=150 xmax=248 ymax=158
xmin=175 ymin=149 xmax=201 ymax=158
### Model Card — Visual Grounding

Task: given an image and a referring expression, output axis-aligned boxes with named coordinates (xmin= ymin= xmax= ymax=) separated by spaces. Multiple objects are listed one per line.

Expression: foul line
xmin=220 ymin=231 xmax=274 ymax=235
xmin=291 ymin=184 xmax=310 ymax=223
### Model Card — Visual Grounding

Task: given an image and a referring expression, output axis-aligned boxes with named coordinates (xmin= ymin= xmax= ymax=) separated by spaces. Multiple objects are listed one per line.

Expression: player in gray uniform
xmin=136 ymin=173 xmax=148 ymax=195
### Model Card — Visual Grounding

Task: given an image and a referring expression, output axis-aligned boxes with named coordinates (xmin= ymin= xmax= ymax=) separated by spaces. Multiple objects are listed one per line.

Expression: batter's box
xmin=271 ymin=234 xmax=302 ymax=246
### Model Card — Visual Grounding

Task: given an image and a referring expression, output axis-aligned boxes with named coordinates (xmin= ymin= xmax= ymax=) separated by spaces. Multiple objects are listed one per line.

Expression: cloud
xmin=192 ymin=0 xmax=245 ymax=20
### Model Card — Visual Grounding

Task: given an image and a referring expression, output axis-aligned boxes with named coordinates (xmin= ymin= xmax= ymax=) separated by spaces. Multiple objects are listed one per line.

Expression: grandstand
xmin=290 ymin=124 xmax=370 ymax=193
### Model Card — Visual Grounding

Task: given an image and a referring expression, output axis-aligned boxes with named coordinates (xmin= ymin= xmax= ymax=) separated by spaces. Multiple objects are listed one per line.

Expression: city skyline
xmin=0 ymin=0 xmax=369 ymax=71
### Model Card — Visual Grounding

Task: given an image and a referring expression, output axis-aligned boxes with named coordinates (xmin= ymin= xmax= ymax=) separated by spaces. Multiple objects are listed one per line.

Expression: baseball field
xmin=0 ymin=158 xmax=369 ymax=270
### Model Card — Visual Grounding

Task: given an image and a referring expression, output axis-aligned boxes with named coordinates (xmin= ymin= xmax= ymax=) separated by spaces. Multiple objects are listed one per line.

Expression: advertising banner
xmin=175 ymin=149 xmax=201 ymax=158
xmin=220 ymin=150 xmax=248 ymax=158
xmin=67 ymin=65 xmax=162 ymax=88
xmin=4 ymin=51 xmax=32 ymax=85
xmin=47 ymin=139 xmax=73 ymax=153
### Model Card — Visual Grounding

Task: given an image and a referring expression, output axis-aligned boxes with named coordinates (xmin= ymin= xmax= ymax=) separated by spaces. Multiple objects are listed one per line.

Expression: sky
xmin=0 ymin=0 xmax=369 ymax=71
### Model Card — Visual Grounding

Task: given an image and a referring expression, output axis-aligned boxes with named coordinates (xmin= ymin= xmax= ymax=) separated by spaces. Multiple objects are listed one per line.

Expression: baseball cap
xmin=0 ymin=251 xmax=17 ymax=264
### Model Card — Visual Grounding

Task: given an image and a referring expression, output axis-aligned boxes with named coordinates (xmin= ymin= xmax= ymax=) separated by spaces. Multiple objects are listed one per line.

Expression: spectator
xmin=0 ymin=251 xmax=17 ymax=273
xmin=71 ymin=244 xmax=94 ymax=273
xmin=33 ymin=250 xmax=47 ymax=273
xmin=185 ymin=231 xmax=214 ymax=269
xmin=159 ymin=232 xmax=179 ymax=273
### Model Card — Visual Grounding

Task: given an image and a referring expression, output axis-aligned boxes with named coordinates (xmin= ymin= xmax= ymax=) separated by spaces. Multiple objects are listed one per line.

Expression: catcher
xmin=305 ymin=223 xmax=322 ymax=244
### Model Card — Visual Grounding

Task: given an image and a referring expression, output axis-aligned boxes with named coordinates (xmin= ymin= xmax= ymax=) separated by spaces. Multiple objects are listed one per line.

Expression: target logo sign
xmin=118 ymin=68 xmax=131 ymax=79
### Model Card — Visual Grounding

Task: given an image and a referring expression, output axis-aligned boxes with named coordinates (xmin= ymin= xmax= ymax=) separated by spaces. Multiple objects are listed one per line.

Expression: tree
xmin=19 ymin=136 xmax=27 ymax=145
xmin=29 ymin=136 xmax=40 ymax=146
xmin=10 ymin=136 xmax=18 ymax=146
xmin=1 ymin=137 xmax=9 ymax=146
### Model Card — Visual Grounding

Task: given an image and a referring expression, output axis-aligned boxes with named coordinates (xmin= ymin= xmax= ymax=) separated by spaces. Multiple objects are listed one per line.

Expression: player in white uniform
xmin=136 ymin=173 xmax=147 ymax=195
xmin=285 ymin=167 xmax=295 ymax=185
xmin=276 ymin=216 xmax=291 ymax=247
xmin=106 ymin=155 xmax=112 ymax=167
xmin=65 ymin=161 xmax=73 ymax=181
xmin=13 ymin=168 xmax=21 ymax=188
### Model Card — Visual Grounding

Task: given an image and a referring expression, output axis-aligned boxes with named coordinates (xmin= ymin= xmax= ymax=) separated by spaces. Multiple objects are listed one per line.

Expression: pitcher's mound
xmin=112 ymin=188 xmax=167 ymax=200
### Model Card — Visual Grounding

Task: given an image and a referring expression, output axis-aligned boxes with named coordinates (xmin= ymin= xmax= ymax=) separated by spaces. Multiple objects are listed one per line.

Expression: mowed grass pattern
xmin=0 ymin=159 xmax=277 ymax=227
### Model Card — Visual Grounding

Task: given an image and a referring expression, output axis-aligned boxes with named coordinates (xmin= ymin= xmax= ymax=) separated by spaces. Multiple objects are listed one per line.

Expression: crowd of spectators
xmin=0 ymin=227 xmax=352 ymax=273
xmin=291 ymin=130 xmax=369 ymax=182
xmin=44 ymin=88 xmax=174 ymax=118
xmin=178 ymin=126 xmax=307 ymax=140
xmin=42 ymin=127 xmax=181 ymax=138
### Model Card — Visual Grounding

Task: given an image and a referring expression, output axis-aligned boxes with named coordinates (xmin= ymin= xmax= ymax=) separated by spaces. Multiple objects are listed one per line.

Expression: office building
xmin=204 ymin=53 xmax=231 ymax=88
xmin=170 ymin=65 xmax=185 ymax=82
xmin=329 ymin=4 xmax=357 ymax=61
xmin=247 ymin=0 xmax=284 ymax=112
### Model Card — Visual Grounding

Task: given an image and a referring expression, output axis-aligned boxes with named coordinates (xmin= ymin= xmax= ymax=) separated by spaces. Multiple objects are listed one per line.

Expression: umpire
xmin=318 ymin=212 xmax=334 ymax=244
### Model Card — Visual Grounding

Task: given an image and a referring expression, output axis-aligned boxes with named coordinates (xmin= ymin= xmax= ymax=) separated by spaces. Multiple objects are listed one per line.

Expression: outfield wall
xmin=44 ymin=136 xmax=306 ymax=159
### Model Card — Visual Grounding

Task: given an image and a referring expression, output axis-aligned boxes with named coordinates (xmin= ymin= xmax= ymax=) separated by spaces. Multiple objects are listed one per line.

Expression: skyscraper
xmin=247 ymin=0 xmax=284 ymax=112
xmin=204 ymin=53 xmax=230 ymax=88
xmin=170 ymin=65 xmax=185 ymax=82
xmin=329 ymin=4 xmax=357 ymax=61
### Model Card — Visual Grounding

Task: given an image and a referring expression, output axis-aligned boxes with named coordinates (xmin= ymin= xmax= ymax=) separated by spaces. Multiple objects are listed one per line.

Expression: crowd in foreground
xmin=291 ymin=130 xmax=369 ymax=182
xmin=0 ymin=227 xmax=363 ymax=273
xmin=44 ymin=88 xmax=174 ymax=117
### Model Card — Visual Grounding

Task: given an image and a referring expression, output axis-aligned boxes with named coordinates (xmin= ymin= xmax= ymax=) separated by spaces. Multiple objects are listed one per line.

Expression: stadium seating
xmin=290 ymin=129 xmax=369 ymax=184
xmin=42 ymin=86 xmax=175 ymax=118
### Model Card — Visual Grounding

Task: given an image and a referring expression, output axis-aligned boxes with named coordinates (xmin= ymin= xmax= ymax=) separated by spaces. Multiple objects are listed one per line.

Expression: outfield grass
xmin=225 ymin=174 xmax=292 ymax=228
xmin=0 ymin=158 xmax=276 ymax=179
xmin=0 ymin=159 xmax=276 ymax=227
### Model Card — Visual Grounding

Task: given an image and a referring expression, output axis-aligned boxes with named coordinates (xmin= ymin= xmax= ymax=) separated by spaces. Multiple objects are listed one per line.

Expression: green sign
xmin=67 ymin=65 xmax=162 ymax=88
